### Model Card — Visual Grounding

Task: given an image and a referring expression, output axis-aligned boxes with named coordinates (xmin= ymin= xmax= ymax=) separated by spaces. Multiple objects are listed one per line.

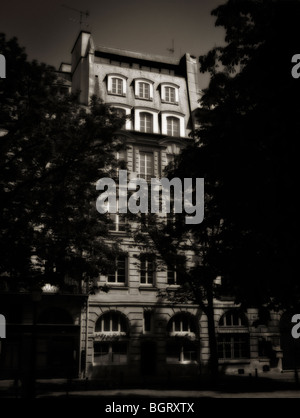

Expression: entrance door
xmin=140 ymin=341 xmax=156 ymax=376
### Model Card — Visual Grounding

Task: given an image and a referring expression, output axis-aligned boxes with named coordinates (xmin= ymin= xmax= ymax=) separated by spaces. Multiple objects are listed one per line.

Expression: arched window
xmin=161 ymin=83 xmax=179 ymax=104
xmin=140 ymin=112 xmax=153 ymax=133
xmin=219 ymin=310 xmax=248 ymax=327
xmin=107 ymin=74 xmax=127 ymax=96
xmin=94 ymin=311 xmax=129 ymax=365
xmin=95 ymin=311 xmax=128 ymax=334
xmin=134 ymin=79 xmax=154 ymax=100
xmin=217 ymin=310 xmax=249 ymax=360
xmin=166 ymin=116 xmax=180 ymax=136
xmin=167 ymin=313 xmax=197 ymax=334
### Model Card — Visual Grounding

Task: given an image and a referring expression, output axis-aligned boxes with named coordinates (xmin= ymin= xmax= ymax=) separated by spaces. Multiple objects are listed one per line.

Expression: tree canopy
xmin=0 ymin=33 xmax=126 ymax=292
xmin=171 ymin=0 xmax=300 ymax=310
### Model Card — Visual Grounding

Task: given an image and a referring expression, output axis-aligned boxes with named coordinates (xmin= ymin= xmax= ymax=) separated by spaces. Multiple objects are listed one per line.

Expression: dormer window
xmin=134 ymin=79 xmax=154 ymax=100
xmin=139 ymin=82 xmax=150 ymax=99
xmin=161 ymin=83 xmax=179 ymax=104
xmin=107 ymin=74 xmax=127 ymax=96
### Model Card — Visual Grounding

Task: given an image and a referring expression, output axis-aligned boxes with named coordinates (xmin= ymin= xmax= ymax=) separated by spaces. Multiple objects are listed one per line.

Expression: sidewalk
xmin=1 ymin=370 xmax=300 ymax=398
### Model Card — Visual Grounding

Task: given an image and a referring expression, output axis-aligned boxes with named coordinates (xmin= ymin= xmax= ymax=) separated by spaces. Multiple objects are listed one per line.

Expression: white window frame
xmin=134 ymin=78 xmax=154 ymax=100
xmin=95 ymin=311 xmax=127 ymax=333
xmin=107 ymin=256 xmax=127 ymax=284
xmin=140 ymin=259 xmax=155 ymax=285
xmin=161 ymin=83 xmax=179 ymax=104
xmin=161 ymin=112 xmax=185 ymax=137
xmin=134 ymin=108 xmax=160 ymax=134
xmin=138 ymin=151 xmax=154 ymax=182
xmin=107 ymin=74 xmax=127 ymax=96
xmin=166 ymin=116 xmax=180 ymax=136
xmin=139 ymin=112 xmax=153 ymax=133
xmin=168 ymin=313 xmax=197 ymax=336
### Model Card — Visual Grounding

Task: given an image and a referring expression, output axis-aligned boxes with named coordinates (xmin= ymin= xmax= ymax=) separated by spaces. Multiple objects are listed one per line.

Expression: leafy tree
xmin=130 ymin=0 xmax=300 ymax=379
xmin=0 ymin=33 xmax=126 ymax=292
xmin=193 ymin=0 xmax=300 ymax=310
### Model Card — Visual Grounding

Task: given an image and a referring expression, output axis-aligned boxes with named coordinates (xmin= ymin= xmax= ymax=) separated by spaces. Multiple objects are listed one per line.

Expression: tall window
xmin=166 ymin=116 xmax=180 ymax=136
xmin=114 ymin=108 xmax=126 ymax=129
xmin=109 ymin=212 xmax=126 ymax=232
xmin=140 ymin=112 xmax=153 ymax=133
xmin=140 ymin=259 xmax=154 ymax=285
xmin=217 ymin=311 xmax=250 ymax=360
xmin=108 ymin=200 xmax=126 ymax=232
xmin=94 ymin=311 xmax=128 ymax=365
xmin=143 ymin=310 xmax=153 ymax=333
xmin=138 ymin=82 xmax=150 ymax=99
xmin=167 ymin=268 xmax=179 ymax=285
xmin=107 ymin=256 xmax=126 ymax=283
xmin=139 ymin=152 xmax=153 ymax=181
xmin=165 ymin=86 xmax=176 ymax=103
xmin=111 ymin=77 xmax=124 ymax=95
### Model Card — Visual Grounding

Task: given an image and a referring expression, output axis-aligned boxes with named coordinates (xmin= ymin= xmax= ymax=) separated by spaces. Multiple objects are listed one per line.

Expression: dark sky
xmin=0 ymin=0 xmax=226 ymax=87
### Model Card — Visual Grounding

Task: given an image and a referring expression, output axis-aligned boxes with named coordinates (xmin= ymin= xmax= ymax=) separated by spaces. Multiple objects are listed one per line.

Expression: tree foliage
xmin=175 ymin=0 xmax=300 ymax=309
xmin=0 ymin=33 xmax=126 ymax=291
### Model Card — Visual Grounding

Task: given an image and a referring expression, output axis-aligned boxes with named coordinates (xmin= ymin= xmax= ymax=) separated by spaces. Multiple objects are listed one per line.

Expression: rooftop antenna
xmin=62 ymin=4 xmax=90 ymax=28
xmin=167 ymin=39 xmax=175 ymax=54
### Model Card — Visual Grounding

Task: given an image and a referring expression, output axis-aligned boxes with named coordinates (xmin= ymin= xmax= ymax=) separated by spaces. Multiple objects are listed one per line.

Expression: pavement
xmin=1 ymin=370 xmax=300 ymax=399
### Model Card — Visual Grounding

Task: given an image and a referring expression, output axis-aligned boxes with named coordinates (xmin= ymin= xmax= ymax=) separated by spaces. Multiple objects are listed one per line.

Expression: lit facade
xmin=69 ymin=32 xmax=299 ymax=383
xmin=1 ymin=31 xmax=299 ymax=386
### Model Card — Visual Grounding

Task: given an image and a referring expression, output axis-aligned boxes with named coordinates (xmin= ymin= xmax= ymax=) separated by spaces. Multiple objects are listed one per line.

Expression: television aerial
xmin=62 ymin=4 xmax=90 ymax=28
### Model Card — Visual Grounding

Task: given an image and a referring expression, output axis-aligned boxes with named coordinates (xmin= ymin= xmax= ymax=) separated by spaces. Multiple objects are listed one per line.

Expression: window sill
xmin=106 ymin=284 xmax=129 ymax=290
xmin=108 ymin=230 xmax=128 ymax=235
xmin=107 ymin=92 xmax=126 ymax=97
xmin=135 ymin=96 xmax=153 ymax=102
xmin=139 ymin=286 xmax=157 ymax=291
xmin=161 ymin=100 xmax=179 ymax=105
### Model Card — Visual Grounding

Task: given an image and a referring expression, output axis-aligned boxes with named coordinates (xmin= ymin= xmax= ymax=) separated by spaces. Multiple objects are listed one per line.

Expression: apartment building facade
xmin=68 ymin=32 xmax=299 ymax=384
xmin=1 ymin=31 xmax=298 ymax=385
